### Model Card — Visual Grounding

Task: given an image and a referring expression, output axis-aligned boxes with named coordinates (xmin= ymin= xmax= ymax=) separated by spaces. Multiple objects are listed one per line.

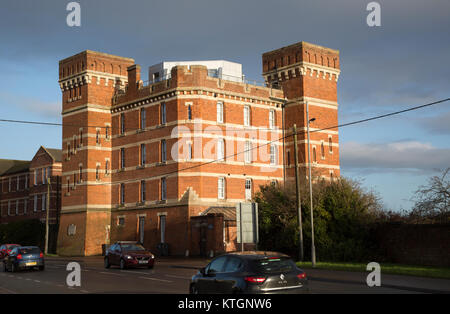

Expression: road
xmin=0 ymin=258 xmax=196 ymax=294
xmin=0 ymin=257 xmax=448 ymax=294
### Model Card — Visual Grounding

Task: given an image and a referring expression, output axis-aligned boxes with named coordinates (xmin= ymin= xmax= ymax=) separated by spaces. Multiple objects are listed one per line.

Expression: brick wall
xmin=375 ymin=223 xmax=450 ymax=267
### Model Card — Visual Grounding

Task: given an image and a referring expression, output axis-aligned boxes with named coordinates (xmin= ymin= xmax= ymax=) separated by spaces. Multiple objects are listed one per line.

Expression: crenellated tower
xmin=262 ymin=41 xmax=341 ymax=181
xmin=57 ymin=51 xmax=134 ymax=256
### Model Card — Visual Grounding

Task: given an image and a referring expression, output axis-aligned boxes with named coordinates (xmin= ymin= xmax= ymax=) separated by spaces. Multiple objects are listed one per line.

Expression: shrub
xmin=254 ymin=177 xmax=383 ymax=262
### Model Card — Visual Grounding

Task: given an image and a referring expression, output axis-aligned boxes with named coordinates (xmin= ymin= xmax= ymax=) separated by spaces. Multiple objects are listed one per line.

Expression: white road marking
xmin=99 ymin=271 xmax=125 ymax=276
xmin=165 ymin=274 xmax=191 ymax=280
xmin=120 ymin=270 xmax=152 ymax=275
xmin=138 ymin=276 xmax=172 ymax=283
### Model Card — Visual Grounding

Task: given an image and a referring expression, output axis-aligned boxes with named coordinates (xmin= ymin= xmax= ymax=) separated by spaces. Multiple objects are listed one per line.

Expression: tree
xmin=410 ymin=168 xmax=450 ymax=224
xmin=254 ymin=176 xmax=384 ymax=262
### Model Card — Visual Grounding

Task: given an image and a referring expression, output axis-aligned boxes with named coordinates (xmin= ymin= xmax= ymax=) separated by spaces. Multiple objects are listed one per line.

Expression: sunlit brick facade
xmin=0 ymin=146 xmax=62 ymax=225
xmin=57 ymin=41 xmax=341 ymax=256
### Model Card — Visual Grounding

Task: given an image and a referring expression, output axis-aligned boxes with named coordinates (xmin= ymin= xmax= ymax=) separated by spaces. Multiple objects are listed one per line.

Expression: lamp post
xmin=45 ymin=177 xmax=50 ymax=255
xmin=306 ymin=101 xmax=316 ymax=267
xmin=293 ymin=124 xmax=304 ymax=262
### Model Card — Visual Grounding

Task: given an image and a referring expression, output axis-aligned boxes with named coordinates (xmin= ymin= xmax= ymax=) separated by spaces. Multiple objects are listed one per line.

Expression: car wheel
xmin=11 ymin=263 xmax=16 ymax=273
xmin=39 ymin=265 xmax=45 ymax=271
xmin=190 ymin=284 xmax=199 ymax=294
xmin=119 ymin=259 xmax=126 ymax=270
xmin=2 ymin=262 xmax=6 ymax=272
xmin=148 ymin=263 xmax=154 ymax=269
xmin=104 ymin=257 xmax=110 ymax=269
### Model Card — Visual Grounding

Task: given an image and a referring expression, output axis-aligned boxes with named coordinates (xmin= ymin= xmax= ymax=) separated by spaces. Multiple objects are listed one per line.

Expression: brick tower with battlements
xmin=262 ymin=41 xmax=341 ymax=181
xmin=57 ymin=51 xmax=134 ymax=255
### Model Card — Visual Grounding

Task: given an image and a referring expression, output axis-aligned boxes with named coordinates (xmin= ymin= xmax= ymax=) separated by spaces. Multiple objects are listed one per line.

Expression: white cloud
xmin=419 ymin=111 xmax=450 ymax=135
xmin=0 ymin=92 xmax=60 ymax=119
xmin=341 ymin=140 xmax=450 ymax=174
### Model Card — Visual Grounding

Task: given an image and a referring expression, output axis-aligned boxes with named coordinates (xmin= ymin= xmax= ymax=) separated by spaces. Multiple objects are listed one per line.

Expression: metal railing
xmin=140 ymin=71 xmax=282 ymax=90
xmin=143 ymin=74 xmax=172 ymax=87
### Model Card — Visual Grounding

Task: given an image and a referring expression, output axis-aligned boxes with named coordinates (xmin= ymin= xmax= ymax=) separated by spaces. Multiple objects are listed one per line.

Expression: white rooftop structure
xmin=148 ymin=60 xmax=243 ymax=83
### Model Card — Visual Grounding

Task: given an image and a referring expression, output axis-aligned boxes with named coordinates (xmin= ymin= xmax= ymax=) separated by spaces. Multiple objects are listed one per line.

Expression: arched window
xmin=218 ymin=177 xmax=225 ymax=200
xmin=217 ymin=139 xmax=225 ymax=161
xmin=120 ymin=183 xmax=125 ymax=204
xmin=245 ymin=179 xmax=252 ymax=200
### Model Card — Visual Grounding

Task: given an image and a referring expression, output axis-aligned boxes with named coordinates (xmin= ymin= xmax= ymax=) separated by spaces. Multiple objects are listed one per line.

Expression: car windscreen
xmin=121 ymin=244 xmax=145 ymax=251
xmin=250 ymin=257 xmax=297 ymax=274
xmin=19 ymin=248 xmax=41 ymax=255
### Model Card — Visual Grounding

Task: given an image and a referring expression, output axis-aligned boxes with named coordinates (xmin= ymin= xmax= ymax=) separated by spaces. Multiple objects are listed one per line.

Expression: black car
xmin=190 ymin=251 xmax=308 ymax=294
xmin=3 ymin=246 xmax=45 ymax=272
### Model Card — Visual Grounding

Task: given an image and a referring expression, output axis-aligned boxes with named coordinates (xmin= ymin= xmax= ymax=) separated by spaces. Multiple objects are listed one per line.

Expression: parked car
xmin=104 ymin=241 xmax=155 ymax=270
xmin=3 ymin=246 xmax=45 ymax=272
xmin=0 ymin=244 xmax=21 ymax=260
xmin=190 ymin=251 xmax=309 ymax=294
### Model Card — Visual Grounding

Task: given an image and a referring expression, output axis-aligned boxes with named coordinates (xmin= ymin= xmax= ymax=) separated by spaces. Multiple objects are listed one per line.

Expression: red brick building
xmin=0 ymin=146 xmax=62 ymax=225
xmin=56 ymin=41 xmax=341 ymax=256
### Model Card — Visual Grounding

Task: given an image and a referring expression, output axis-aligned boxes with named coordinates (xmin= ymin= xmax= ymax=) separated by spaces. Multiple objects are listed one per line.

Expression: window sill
xmin=156 ymin=200 xmax=167 ymax=204
xmin=136 ymin=165 xmax=145 ymax=170
xmin=156 ymin=161 xmax=167 ymax=167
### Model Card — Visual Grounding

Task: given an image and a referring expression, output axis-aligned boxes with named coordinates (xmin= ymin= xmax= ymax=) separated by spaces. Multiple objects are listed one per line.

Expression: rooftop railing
xmin=141 ymin=71 xmax=282 ymax=89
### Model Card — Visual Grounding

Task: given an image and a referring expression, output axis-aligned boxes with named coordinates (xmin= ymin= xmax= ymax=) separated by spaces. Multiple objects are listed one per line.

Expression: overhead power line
xmin=0 ymin=98 xmax=448 ymax=132
xmin=54 ymin=97 xmax=450 ymax=187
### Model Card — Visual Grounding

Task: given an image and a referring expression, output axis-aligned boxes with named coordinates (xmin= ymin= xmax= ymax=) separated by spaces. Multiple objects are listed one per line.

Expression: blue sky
xmin=0 ymin=0 xmax=449 ymax=211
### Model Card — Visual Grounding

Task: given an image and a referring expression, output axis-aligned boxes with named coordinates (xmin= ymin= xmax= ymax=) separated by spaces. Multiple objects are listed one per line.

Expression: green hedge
xmin=255 ymin=177 xmax=383 ymax=262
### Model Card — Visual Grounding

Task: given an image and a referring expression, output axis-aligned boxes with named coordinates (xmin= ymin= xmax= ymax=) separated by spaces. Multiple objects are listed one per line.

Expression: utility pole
xmin=293 ymin=124 xmax=304 ymax=261
xmin=306 ymin=101 xmax=316 ymax=267
xmin=45 ymin=176 xmax=50 ymax=255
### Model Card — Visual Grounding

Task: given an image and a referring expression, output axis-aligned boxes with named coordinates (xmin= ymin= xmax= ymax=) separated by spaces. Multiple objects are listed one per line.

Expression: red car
xmin=0 ymin=244 xmax=21 ymax=260
xmin=104 ymin=241 xmax=155 ymax=270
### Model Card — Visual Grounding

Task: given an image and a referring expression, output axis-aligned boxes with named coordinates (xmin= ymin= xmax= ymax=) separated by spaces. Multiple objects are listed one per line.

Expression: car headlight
xmin=125 ymin=255 xmax=133 ymax=260
xmin=151 ymin=254 xmax=154 ymax=259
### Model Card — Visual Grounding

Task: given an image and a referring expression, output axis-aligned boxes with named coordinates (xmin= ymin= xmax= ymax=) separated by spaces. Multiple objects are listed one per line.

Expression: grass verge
xmin=296 ymin=261 xmax=450 ymax=279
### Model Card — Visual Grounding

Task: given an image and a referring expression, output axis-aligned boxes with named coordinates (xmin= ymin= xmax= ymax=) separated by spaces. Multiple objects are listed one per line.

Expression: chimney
xmin=127 ymin=64 xmax=141 ymax=95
